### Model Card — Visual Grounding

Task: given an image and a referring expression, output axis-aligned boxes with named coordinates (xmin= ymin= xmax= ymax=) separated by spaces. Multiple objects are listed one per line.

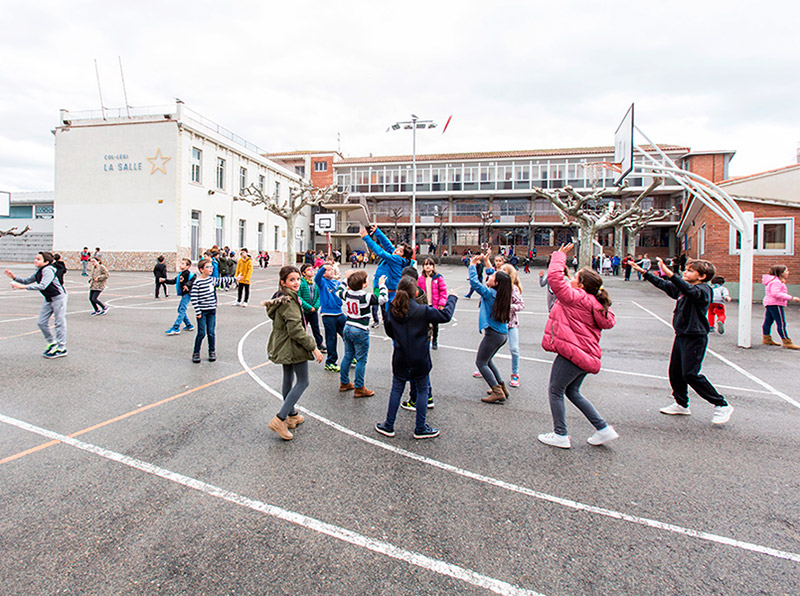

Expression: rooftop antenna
xmin=94 ymin=58 xmax=107 ymax=121
xmin=118 ymin=56 xmax=131 ymax=118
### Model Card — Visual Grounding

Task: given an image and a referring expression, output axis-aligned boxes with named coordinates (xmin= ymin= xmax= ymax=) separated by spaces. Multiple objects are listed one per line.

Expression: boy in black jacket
xmin=154 ymin=255 xmax=169 ymax=299
xmin=162 ymin=258 xmax=196 ymax=335
xmin=632 ymin=257 xmax=733 ymax=425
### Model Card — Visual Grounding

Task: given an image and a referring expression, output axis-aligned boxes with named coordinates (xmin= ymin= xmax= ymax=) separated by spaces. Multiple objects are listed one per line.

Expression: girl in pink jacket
xmin=418 ymin=258 xmax=448 ymax=350
xmin=538 ymin=245 xmax=619 ymax=449
xmin=762 ymin=264 xmax=800 ymax=349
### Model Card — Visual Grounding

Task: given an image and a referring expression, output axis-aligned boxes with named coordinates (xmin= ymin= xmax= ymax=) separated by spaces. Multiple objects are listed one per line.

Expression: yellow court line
xmin=0 ymin=362 xmax=269 ymax=466
xmin=0 ymin=330 xmax=40 ymax=341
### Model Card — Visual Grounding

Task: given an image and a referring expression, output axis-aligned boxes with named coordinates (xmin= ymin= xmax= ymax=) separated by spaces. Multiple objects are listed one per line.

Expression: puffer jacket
xmin=763 ymin=274 xmax=794 ymax=307
xmin=89 ymin=264 xmax=109 ymax=291
xmin=541 ymin=251 xmax=615 ymax=374
xmin=235 ymin=255 xmax=253 ymax=284
xmin=509 ymin=286 xmax=524 ymax=329
xmin=263 ymin=288 xmax=317 ymax=365
xmin=417 ymin=273 xmax=448 ymax=309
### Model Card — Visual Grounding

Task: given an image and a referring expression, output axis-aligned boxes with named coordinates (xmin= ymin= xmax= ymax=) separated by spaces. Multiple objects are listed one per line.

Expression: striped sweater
xmin=190 ymin=275 xmax=236 ymax=312
xmin=336 ymin=283 xmax=388 ymax=330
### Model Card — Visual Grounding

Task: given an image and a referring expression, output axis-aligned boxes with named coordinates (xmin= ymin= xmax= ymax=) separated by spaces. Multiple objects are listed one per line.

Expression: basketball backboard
xmin=614 ymin=103 xmax=634 ymax=185
xmin=0 ymin=190 xmax=9 ymax=217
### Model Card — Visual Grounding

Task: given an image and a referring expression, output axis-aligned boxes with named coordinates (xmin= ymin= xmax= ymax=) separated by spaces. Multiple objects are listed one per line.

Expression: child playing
xmin=708 ymin=275 xmax=732 ymax=335
xmin=299 ymin=263 xmax=326 ymax=352
xmin=761 ymin=265 xmax=800 ymax=349
xmin=417 ymin=258 xmax=448 ymax=350
xmin=375 ymin=276 xmax=457 ymax=439
xmin=5 ymin=251 xmax=68 ymax=358
xmin=336 ymin=270 xmax=388 ymax=397
xmin=233 ymin=248 xmax=253 ymax=307
xmin=468 ymin=254 xmax=512 ymax=403
xmin=631 ymin=256 xmax=734 ymax=424
xmin=162 ymin=258 xmax=196 ymax=335
xmin=359 ymin=225 xmax=413 ymax=303
xmin=154 ymin=255 xmax=169 ymax=299
xmin=315 ymin=263 xmax=346 ymax=371
xmin=538 ymin=244 xmax=619 ymax=449
xmin=502 ymin=264 xmax=525 ymax=387
xmin=88 ymin=256 xmax=109 ymax=316
xmin=189 ymin=258 xmax=239 ymax=363
xmin=264 ymin=265 xmax=324 ymax=440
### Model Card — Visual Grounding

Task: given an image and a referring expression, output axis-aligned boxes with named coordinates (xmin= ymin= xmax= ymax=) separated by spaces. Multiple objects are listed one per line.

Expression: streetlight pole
xmin=389 ymin=115 xmax=437 ymax=252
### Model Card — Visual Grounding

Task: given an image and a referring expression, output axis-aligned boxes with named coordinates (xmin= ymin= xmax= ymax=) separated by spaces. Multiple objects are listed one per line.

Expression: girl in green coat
xmin=264 ymin=266 xmax=323 ymax=440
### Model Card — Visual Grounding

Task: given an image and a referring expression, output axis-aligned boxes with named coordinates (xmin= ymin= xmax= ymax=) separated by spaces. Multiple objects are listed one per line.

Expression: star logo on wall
xmin=146 ymin=148 xmax=171 ymax=175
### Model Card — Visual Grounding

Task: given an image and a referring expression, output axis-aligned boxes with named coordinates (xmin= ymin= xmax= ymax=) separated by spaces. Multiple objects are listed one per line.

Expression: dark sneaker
xmin=371 ymin=320 xmax=380 ymax=328
xmin=413 ymin=425 xmax=439 ymax=439
xmin=324 ymin=363 xmax=340 ymax=372
xmin=43 ymin=343 xmax=57 ymax=356
xmin=717 ymin=321 xmax=725 ymax=334
xmin=431 ymin=340 xmax=438 ymax=350
xmin=208 ymin=351 xmax=217 ymax=362
xmin=98 ymin=308 xmax=108 ymax=315
xmin=427 ymin=395 xmax=435 ymax=409
xmin=375 ymin=422 xmax=395 ymax=437
xmin=319 ymin=347 xmax=327 ymax=353
xmin=192 ymin=353 xmax=201 ymax=363
xmin=400 ymin=400 xmax=416 ymax=411
xmin=45 ymin=348 xmax=67 ymax=359
xmin=183 ymin=325 xmax=194 ymax=332
xmin=90 ymin=311 xmax=99 ymax=316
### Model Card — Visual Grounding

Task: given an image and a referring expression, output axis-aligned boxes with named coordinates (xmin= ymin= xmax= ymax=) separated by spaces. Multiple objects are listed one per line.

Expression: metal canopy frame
xmin=627 ymin=124 xmax=754 ymax=348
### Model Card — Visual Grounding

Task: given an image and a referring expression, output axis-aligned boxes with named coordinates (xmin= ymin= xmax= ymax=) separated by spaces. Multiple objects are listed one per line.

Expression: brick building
xmin=677 ymin=163 xmax=800 ymax=299
xmin=266 ymin=151 xmax=341 ymax=189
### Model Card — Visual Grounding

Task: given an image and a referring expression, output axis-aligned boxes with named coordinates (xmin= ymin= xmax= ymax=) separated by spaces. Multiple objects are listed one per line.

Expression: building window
xmin=239 ymin=167 xmax=248 ymax=192
xmin=275 ymin=181 xmax=281 ymax=198
xmin=216 ymin=158 xmax=226 ymax=190
xmin=215 ymin=215 xmax=225 ymax=246
xmin=238 ymin=219 xmax=246 ymax=248
xmin=258 ymin=174 xmax=265 ymax=193
xmin=34 ymin=205 xmax=54 ymax=219
xmin=191 ymin=211 xmax=201 ymax=260
xmin=295 ymin=165 xmax=306 ymax=177
xmin=274 ymin=225 xmax=280 ymax=251
xmin=2 ymin=205 xmax=33 ymax=219
xmin=257 ymin=222 xmax=264 ymax=252
xmin=314 ymin=161 xmax=328 ymax=172
xmin=730 ymin=217 xmax=794 ymax=255
xmin=191 ymin=148 xmax=202 ymax=183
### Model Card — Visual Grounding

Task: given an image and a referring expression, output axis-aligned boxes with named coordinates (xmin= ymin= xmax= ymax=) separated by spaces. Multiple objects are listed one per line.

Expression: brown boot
xmin=782 ymin=337 xmax=800 ymax=350
xmin=763 ymin=334 xmax=780 ymax=346
xmin=482 ymin=385 xmax=506 ymax=403
xmin=354 ymin=386 xmax=375 ymax=398
xmin=268 ymin=416 xmax=293 ymax=440
xmin=339 ymin=382 xmax=355 ymax=391
xmin=286 ymin=413 xmax=305 ymax=429
xmin=498 ymin=381 xmax=509 ymax=398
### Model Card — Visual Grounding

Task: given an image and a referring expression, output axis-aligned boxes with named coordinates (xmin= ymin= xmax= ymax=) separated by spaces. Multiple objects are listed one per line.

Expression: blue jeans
xmin=340 ymin=325 xmax=370 ymax=387
xmin=194 ymin=310 xmax=216 ymax=354
xmin=508 ymin=326 xmax=520 ymax=375
xmin=170 ymin=294 xmax=193 ymax=331
xmin=322 ymin=313 xmax=346 ymax=365
xmin=384 ymin=374 xmax=431 ymax=433
xmin=763 ymin=305 xmax=788 ymax=339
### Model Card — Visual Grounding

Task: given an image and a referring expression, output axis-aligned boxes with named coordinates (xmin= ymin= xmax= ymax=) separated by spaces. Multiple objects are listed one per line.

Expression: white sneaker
xmin=241 ymin=302 xmax=248 ymax=307
xmin=537 ymin=432 xmax=571 ymax=449
xmin=587 ymin=425 xmax=619 ymax=446
xmin=231 ymin=301 xmax=240 ymax=306
xmin=660 ymin=403 xmax=691 ymax=416
xmin=711 ymin=404 xmax=734 ymax=425
xmin=472 ymin=370 xmax=482 ymax=378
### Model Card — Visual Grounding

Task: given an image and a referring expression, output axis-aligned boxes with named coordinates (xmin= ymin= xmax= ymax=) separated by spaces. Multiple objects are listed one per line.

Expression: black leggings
xmin=89 ymin=290 xmax=106 ymax=312
xmin=238 ymin=283 xmax=250 ymax=303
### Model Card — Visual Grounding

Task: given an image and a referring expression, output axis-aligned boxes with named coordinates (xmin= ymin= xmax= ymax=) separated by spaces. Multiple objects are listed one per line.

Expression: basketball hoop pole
xmin=630 ymin=125 xmax=754 ymax=348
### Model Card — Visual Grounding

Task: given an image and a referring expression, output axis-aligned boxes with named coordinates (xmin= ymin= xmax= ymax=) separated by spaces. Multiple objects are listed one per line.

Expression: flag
xmin=442 ymin=114 xmax=452 ymax=134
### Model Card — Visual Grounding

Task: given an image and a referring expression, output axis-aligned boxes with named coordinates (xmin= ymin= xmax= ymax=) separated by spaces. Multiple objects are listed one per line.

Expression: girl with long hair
xmin=263 ymin=265 xmax=324 ymax=440
xmin=501 ymin=263 xmax=525 ymax=387
xmin=376 ymin=276 xmax=457 ymax=439
xmin=761 ymin=264 xmax=800 ymax=349
xmin=468 ymin=254 xmax=512 ymax=403
xmin=538 ymin=244 xmax=618 ymax=449
xmin=417 ymin=257 xmax=448 ymax=350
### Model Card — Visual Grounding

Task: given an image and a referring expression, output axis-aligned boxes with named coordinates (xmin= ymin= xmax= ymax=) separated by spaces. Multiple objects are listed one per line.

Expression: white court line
xmin=0 ymin=412 xmax=542 ymax=596
xmin=238 ymin=322 xmax=800 ymax=564
xmin=456 ymin=308 xmax=655 ymax=319
xmin=631 ymin=301 xmax=800 ymax=411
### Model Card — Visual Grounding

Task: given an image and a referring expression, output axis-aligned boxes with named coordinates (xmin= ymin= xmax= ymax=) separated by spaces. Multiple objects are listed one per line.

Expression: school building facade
xmin=53 ymin=101 xmax=308 ymax=271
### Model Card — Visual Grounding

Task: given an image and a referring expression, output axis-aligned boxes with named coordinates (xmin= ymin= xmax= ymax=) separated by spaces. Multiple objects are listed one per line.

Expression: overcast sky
xmin=2 ymin=0 xmax=798 ymax=191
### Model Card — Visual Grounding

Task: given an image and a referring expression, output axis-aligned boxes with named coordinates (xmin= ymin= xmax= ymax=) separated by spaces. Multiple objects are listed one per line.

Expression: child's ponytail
xmin=392 ymin=276 xmax=417 ymax=319
xmin=578 ymin=268 xmax=612 ymax=313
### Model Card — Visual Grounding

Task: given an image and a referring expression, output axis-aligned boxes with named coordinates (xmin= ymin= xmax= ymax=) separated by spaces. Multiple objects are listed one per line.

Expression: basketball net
xmin=581 ymin=161 xmax=622 ymax=187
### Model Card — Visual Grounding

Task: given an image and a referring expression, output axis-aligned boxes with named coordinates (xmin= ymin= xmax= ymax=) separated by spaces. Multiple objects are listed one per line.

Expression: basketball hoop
xmin=580 ymin=161 xmax=622 ymax=187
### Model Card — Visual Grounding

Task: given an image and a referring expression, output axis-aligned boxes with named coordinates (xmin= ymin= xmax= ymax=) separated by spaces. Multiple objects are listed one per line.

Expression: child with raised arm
xmin=315 ymin=262 xmax=346 ymax=371
xmin=162 ymin=258 xmax=196 ymax=335
xmin=336 ymin=270 xmax=388 ymax=397
xmin=631 ymin=256 xmax=734 ymax=424
xmin=299 ymin=263 xmax=326 ymax=352
xmin=359 ymin=225 xmax=413 ymax=303
xmin=189 ymin=258 xmax=240 ymax=363
xmin=375 ymin=276 xmax=457 ymax=440
xmin=538 ymin=244 xmax=618 ymax=449
xmin=264 ymin=266 xmax=324 ymax=440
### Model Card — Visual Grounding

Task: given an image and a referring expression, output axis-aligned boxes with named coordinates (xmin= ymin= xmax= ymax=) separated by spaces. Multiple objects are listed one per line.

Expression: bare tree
xmin=479 ymin=210 xmax=494 ymax=250
xmin=0 ymin=225 xmax=30 ymax=238
xmin=622 ymin=207 xmax=678 ymax=258
xmin=532 ymin=178 xmax=663 ymax=268
xmin=435 ymin=204 xmax=449 ymax=253
xmin=387 ymin=206 xmax=405 ymax=244
xmin=237 ymin=180 xmax=339 ymax=261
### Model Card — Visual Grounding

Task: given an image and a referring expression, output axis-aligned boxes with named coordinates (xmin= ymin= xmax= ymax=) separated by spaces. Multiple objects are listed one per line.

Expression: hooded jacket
xmin=541 ymin=252 xmax=616 ymax=374
xmin=417 ymin=273 xmax=448 ymax=309
xmin=363 ymin=227 xmax=411 ymax=299
xmin=762 ymin=274 xmax=794 ymax=307
xmin=264 ymin=289 xmax=317 ymax=364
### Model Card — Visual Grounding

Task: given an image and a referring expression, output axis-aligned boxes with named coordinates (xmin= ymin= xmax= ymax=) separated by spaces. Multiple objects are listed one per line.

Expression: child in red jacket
xmin=538 ymin=244 xmax=618 ymax=449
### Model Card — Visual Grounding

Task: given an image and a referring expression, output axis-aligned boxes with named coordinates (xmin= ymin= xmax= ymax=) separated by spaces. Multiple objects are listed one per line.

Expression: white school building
xmin=53 ymin=101 xmax=309 ymax=271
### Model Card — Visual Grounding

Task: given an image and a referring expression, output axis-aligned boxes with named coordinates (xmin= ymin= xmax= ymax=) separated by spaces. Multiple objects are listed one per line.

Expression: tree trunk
xmin=577 ymin=222 xmax=594 ymax=269
xmin=285 ymin=212 xmax=296 ymax=264
xmin=626 ymin=229 xmax=636 ymax=258
xmin=613 ymin=224 xmax=624 ymax=258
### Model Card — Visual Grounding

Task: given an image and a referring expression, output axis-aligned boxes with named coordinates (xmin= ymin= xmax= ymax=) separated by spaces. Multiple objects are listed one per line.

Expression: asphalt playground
xmin=1 ymin=260 xmax=798 ymax=596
